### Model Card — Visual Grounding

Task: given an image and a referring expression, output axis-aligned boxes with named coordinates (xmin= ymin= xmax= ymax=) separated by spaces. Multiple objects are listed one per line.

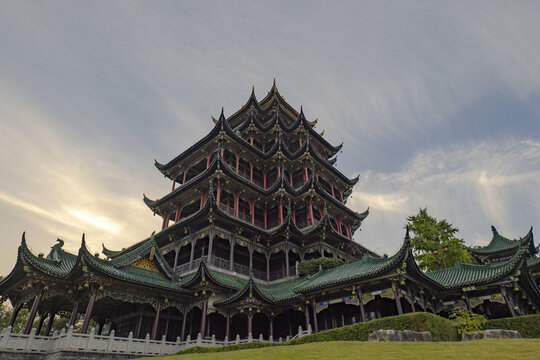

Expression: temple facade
xmin=1 ymin=83 xmax=540 ymax=345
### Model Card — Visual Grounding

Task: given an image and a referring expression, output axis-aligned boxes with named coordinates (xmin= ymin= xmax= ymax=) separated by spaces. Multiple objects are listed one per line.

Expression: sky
xmin=0 ymin=1 xmax=539 ymax=274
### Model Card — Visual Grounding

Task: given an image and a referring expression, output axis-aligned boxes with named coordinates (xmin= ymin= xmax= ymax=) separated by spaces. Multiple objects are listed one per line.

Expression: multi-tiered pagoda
xmin=1 ymin=82 xmax=539 ymax=346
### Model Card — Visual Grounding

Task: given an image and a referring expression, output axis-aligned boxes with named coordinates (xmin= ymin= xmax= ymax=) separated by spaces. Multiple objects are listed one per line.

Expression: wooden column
xmin=172 ymin=174 xmax=177 ymax=191
xmin=356 ymin=289 xmax=366 ymax=322
xmin=229 ymin=240 xmax=235 ymax=271
xmin=35 ymin=313 xmax=46 ymax=335
xmin=69 ymin=301 xmax=79 ymax=327
xmin=234 ymin=190 xmax=240 ymax=216
xmin=304 ymin=306 xmax=311 ymax=328
xmin=200 ymin=190 xmax=206 ymax=209
xmin=285 ymin=247 xmax=290 ymax=277
xmin=172 ymin=248 xmax=179 ymax=270
xmin=269 ymin=315 xmax=274 ymax=338
xmin=308 ymin=197 xmax=314 ymax=225
xmin=225 ymin=312 xmax=231 ymax=340
xmin=311 ymin=300 xmax=319 ymax=332
xmin=175 ymin=204 xmax=182 ymax=222
xmin=189 ymin=239 xmax=196 ymax=269
xmin=207 ymin=152 xmax=211 ymax=168
xmin=24 ymin=293 xmax=42 ymax=334
xmin=216 ymin=181 xmax=221 ymax=204
xmin=208 ymin=231 xmax=214 ymax=263
xmin=247 ymin=314 xmax=253 ymax=336
xmin=263 ymin=171 xmax=267 ymax=188
xmin=266 ymin=253 xmax=271 ymax=281
xmin=250 ymin=198 xmax=255 ymax=224
xmin=136 ymin=306 xmax=144 ymax=338
xmin=164 ymin=308 xmax=172 ymax=340
xmin=501 ymin=288 xmax=516 ymax=317
xmin=249 ymin=248 xmax=253 ymax=269
xmin=264 ymin=207 xmax=267 ymax=229
xmin=392 ymin=282 xmax=403 ymax=315
xmin=44 ymin=311 xmax=56 ymax=336
xmin=180 ymin=307 xmax=188 ymax=341
xmin=235 ymin=154 xmax=240 ymax=173
xmin=151 ymin=300 xmax=162 ymax=340
xmin=279 ymin=197 xmax=283 ymax=224
xmin=200 ymin=300 xmax=208 ymax=338
xmin=183 ymin=168 xmax=188 ymax=184
xmin=81 ymin=291 xmax=97 ymax=334
xmin=250 ymin=162 xmax=253 ymax=182
xmin=161 ymin=211 xmax=170 ymax=230
xmin=8 ymin=302 xmax=22 ymax=327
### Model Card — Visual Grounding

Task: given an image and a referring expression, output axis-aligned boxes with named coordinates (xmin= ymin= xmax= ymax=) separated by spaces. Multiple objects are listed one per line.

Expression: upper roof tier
xmin=469 ymin=225 xmax=536 ymax=258
xmin=154 ymin=82 xmax=347 ymax=179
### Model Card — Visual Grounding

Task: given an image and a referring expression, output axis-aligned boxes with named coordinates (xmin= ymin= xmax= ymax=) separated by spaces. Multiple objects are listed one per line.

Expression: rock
xmin=368 ymin=329 xmax=432 ymax=342
xmin=462 ymin=329 xmax=521 ymax=341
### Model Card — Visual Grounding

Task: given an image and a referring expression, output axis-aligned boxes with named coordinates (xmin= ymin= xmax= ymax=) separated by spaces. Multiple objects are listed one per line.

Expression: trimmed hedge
xmin=297 ymin=257 xmax=344 ymax=276
xmin=173 ymin=342 xmax=281 ymax=355
xmin=289 ymin=312 xmax=459 ymax=344
xmin=484 ymin=314 xmax=540 ymax=338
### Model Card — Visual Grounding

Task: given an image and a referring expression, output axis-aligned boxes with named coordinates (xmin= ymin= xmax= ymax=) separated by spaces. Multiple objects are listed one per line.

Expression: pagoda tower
xmin=144 ymin=81 xmax=372 ymax=282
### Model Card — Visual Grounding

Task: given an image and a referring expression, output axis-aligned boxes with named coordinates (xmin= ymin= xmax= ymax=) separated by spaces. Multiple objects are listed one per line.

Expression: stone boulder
xmin=368 ymin=329 xmax=432 ymax=342
xmin=462 ymin=329 xmax=521 ymax=341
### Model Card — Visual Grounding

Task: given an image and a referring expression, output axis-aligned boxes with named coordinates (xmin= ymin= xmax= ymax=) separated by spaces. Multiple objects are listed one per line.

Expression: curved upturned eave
xmin=426 ymin=245 xmax=526 ymax=290
xmin=154 ymin=117 xmax=223 ymax=177
xmin=295 ymin=235 xmax=410 ymax=294
xmin=181 ymin=261 xmax=241 ymax=292
xmin=469 ymin=226 xmax=535 ymax=256
xmin=78 ymin=237 xmax=187 ymax=293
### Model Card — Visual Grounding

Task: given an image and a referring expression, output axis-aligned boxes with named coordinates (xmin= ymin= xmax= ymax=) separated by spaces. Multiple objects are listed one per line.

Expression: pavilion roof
xmin=469 ymin=226 xmax=536 ymax=257
xmin=426 ymin=244 xmax=526 ymax=289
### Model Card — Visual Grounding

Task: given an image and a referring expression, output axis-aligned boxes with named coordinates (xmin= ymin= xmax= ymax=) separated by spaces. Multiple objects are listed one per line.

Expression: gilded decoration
xmin=131 ymin=256 xmax=160 ymax=272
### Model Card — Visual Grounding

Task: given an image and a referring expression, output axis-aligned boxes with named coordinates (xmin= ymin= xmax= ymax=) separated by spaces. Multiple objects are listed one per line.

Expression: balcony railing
xmin=225 ymin=162 xmax=265 ymax=188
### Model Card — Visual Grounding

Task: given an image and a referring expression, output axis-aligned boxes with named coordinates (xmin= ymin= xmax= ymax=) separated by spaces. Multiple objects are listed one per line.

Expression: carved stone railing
xmin=0 ymin=324 xmax=312 ymax=357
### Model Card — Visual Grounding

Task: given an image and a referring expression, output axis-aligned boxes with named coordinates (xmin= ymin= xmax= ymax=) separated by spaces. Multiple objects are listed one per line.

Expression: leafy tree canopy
xmin=407 ymin=208 xmax=473 ymax=272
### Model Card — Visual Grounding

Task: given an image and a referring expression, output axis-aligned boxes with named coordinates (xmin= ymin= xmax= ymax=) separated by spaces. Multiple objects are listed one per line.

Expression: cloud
xmin=350 ymin=138 xmax=540 ymax=253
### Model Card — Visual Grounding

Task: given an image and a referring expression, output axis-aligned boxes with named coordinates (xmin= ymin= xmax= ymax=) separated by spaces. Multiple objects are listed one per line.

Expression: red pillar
xmin=220 ymin=147 xmax=225 ymax=157
xmin=183 ymin=169 xmax=188 ymax=184
xmin=172 ymin=174 xmax=177 ymax=191
xmin=175 ymin=204 xmax=182 ymax=222
xmin=24 ymin=293 xmax=42 ymax=334
xmin=81 ymin=292 xmax=96 ymax=334
xmin=200 ymin=300 xmax=208 ymax=338
xmin=331 ymin=185 xmax=335 ymax=197
xmin=292 ymin=205 xmax=296 ymax=224
xmin=264 ymin=207 xmax=267 ymax=229
xmin=304 ymin=167 xmax=308 ymax=183
xmin=308 ymin=198 xmax=314 ymax=225
xmin=235 ymin=154 xmax=240 ymax=173
xmin=234 ymin=191 xmax=240 ymax=216
xmin=289 ymin=172 xmax=293 ymax=186
xmin=340 ymin=190 xmax=344 ymax=203
xmin=336 ymin=217 xmax=342 ymax=234
xmin=207 ymin=153 xmax=211 ymax=168
xmin=250 ymin=135 xmax=254 ymax=146
xmin=250 ymin=162 xmax=253 ymax=182
xmin=162 ymin=212 xmax=170 ymax=230
xmin=216 ymin=181 xmax=221 ymax=204
xmin=277 ymin=166 xmax=281 ymax=179
xmin=151 ymin=300 xmax=161 ymax=340
xmin=200 ymin=190 xmax=206 ymax=209
xmin=250 ymin=198 xmax=255 ymax=224
xmin=263 ymin=171 xmax=267 ymax=188
xmin=68 ymin=301 xmax=79 ymax=327
xmin=279 ymin=197 xmax=283 ymax=224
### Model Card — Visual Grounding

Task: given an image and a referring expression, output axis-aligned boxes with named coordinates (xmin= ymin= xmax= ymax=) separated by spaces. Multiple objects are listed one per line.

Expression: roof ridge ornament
xmin=491 ymin=225 xmax=498 ymax=235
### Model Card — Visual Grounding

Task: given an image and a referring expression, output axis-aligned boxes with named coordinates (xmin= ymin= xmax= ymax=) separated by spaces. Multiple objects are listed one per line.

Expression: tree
xmin=407 ymin=208 xmax=472 ymax=272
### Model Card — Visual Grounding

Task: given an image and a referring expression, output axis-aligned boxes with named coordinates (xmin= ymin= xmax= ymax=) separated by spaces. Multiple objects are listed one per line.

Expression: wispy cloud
xmin=351 ymin=138 xmax=540 ymax=253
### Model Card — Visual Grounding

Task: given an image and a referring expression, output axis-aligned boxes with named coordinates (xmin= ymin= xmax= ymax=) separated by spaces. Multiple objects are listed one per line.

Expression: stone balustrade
xmin=0 ymin=324 xmax=312 ymax=359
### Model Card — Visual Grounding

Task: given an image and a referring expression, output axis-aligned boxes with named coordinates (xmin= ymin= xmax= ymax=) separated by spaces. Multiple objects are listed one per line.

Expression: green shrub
xmin=449 ymin=307 xmax=487 ymax=335
xmin=484 ymin=314 xmax=540 ymax=338
xmin=288 ymin=312 xmax=459 ymax=344
xmin=174 ymin=341 xmax=280 ymax=355
xmin=298 ymin=257 xmax=344 ymax=276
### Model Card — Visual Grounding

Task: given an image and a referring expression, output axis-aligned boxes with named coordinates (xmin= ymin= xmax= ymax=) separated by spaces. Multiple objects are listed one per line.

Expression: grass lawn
xmin=145 ymin=339 xmax=540 ymax=360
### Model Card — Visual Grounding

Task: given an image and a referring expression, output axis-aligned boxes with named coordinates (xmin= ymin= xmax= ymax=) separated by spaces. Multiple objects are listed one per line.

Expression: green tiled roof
xmin=256 ymin=277 xmax=309 ymax=302
xmin=295 ymin=239 xmax=409 ymax=293
xmin=426 ymin=245 xmax=525 ymax=289
xmin=528 ymin=256 xmax=540 ymax=269
xmin=20 ymin=236 xmax=76 ymax=278
xmin=80 ymin=239 xmax=188 ymax=293
xmin=470 ymin=226 xmax=535 ymax=256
